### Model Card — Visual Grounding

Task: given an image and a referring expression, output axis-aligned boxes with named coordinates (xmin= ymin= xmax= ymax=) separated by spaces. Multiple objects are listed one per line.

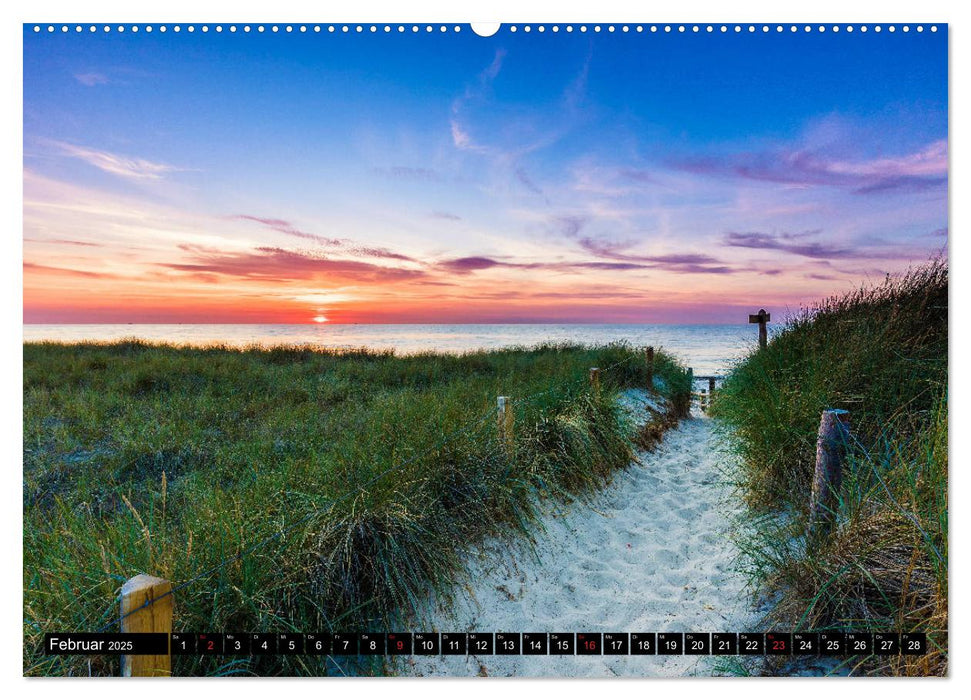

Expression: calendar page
xmin=22 ymin=15 xmax=948 ymax=680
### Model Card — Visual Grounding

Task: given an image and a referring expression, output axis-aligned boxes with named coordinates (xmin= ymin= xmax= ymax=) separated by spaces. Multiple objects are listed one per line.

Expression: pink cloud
xmin=163 ymin=246 xmax=425 ymax=283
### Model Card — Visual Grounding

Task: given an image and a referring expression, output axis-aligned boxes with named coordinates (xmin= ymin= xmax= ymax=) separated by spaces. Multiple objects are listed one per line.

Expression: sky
xmin=22 ymin=24 xmax=948 ymax=324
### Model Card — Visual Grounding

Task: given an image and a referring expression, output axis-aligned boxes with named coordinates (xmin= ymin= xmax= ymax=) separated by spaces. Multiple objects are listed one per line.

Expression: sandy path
xmin=400 ymin=395 xmax=761 ymax=677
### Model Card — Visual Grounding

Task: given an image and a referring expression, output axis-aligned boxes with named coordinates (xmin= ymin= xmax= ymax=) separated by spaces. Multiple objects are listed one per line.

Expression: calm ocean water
xmin=22 ymin=324 xmax=768 ymax=376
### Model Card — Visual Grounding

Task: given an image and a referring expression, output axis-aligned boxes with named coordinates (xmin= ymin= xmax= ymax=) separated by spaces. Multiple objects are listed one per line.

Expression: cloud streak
xmin=24 ymin=237 xmax=103 ymax=247
xmin=577 ymin=237 xmax=722 ymax=266
xmin=233 ymin=215 xmax=417 ymax=261
xmin=24 ymin=261 xmax=114 ymax=278
xmin=49 ymin=140 xmax=183 ymax=181
xmin=74 ymin=72 xmax=108 ymax=86
xmin=437 ymin=254 xmax=734 ymax=275
xmin=723 ymin=231 xmax=878 ymax=260
xmin=163 ymin=246 xmax=425 ymax=283
xmin=673 ymin=140 xmax=947 ymax=195
xmin=450 ymin=49 xmax=506 ymax=154
xmin=372 ymin=166 xmax=442 ymax=182
xmin=233 ymin=214 xmax=345 ymax=246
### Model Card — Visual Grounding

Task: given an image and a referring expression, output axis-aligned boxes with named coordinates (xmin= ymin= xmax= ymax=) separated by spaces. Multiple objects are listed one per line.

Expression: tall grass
xmin=23 ymin=341 xmax=689 ymax=676
xmin=713 ymin=260 xmax=947 ymax=675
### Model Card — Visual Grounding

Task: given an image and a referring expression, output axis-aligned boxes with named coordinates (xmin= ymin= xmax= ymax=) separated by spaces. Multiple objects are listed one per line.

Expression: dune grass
xmin=713 ymin=260 xmax=947 ymax=675
xmin=23 ymin=340 xmax=690 ymax=676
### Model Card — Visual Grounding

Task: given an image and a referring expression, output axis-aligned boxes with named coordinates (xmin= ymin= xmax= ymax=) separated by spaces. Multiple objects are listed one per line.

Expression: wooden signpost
xmin=749 ymin=309 xmax=770 ymax=349
xmin=120 ymin=574 xmax=173 ymax=677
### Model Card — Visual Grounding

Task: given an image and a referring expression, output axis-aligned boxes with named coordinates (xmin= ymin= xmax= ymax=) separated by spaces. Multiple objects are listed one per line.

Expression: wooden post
xmin=120 ymin=574 xmax=173 ymax=677
xmin=700 ymin=388 xmax=708 ymax=412
xmin=645 ymin=346 xmax=655 ymax=391
xmin=497 ymin=396 xmax=514 ymax=453
xmin=708 ymin=377 xmax=716 ymax=406
xmin=589 ymin=367 xmax=601 ymax=392
xmin=749 ymin=309 xmax=771 ymax=349
xmin=810 ymin=409 xmax=851 ymax=535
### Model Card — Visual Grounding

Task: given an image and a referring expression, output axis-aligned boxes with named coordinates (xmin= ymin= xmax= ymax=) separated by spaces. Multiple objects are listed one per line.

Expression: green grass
xmin=713 ymin=260 xmax=947 ymax=676
xmin=23 ymin=341 xmax=690 ymax=676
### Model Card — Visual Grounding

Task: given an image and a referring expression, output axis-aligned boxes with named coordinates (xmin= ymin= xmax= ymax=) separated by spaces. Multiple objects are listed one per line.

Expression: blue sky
xmin=23 ymin=25 xmax=948 ymax=323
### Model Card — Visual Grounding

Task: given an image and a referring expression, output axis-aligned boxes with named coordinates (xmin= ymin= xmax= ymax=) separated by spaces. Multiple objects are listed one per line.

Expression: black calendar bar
xmin=45 ymin=631 xmax=929 ymax=657
xmin=44 ymin=633 xmax=169 ymax=656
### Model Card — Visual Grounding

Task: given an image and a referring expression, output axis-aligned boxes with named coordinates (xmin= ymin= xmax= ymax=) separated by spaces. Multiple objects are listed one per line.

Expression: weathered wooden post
xmin=700 ymin=387 xmax=708 ymax=412
xmin=120 ymin=574 xmax=173 ymax=677
xmin=810 ymin=409 xmax=851 ymax=535
xmin=687 ymin=368 xmax=694 ymax=413
xmin=497 ymin=396 xmax=514 ymax=453
xmin=645 ymin=346 xmax=655 ymax=391
xmin=749 ymin=309 xmax=770 ymax=349
xmin=708 ymin=377 xmax=716 ymax=406
xmin=589 ymin=367 xmax=601 ymax=392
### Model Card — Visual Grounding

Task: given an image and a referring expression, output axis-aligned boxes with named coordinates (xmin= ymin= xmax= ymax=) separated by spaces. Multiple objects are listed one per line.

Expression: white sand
xmin=400 ymin=392 xmax=763 ymax=677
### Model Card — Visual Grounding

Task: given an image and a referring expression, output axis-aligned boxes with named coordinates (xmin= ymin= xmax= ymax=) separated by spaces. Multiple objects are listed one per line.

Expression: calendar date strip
xmin=45 ymin=631 xmax=929 ymax=657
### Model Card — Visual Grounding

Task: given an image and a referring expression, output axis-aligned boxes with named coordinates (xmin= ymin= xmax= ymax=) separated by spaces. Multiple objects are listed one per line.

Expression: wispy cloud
xmin=233 ymin=214 xmax=344 ymax=246
xmin=164 ymin=246 xmax=425 ymax=283
xmin=577 ymin=236 xmax=722 ymax=266
xmin=723 ymin=230 xmax=871 ymax=260
xmin=74 ymin=72 xmax=109 ymax=86
xmin=550 ymin=219 xmax=729 ymax=272
xmin=233 ymin=214 xmax=417 ymax=262
xmin=24 ymin=261 xmax=113 ymax=278
xmin=438 ymin=256 xmax=650 ymax=274
xmin=450 ymin=49 xmax=506 ymax=154
xmin=515 ymin=168 xmax=544 ymax=196
xmin=49 ymin=140 xmax=183 ymax=181
xmin=430 ymin=211 xmax=462 ymax=221
xmin=372 ymin=166 xmax=442 ymax=181
xmin=553 ymin=215 xmax=586 ymax=239
xmin=437 ymin=254 xmax=734 ymax=276
xmin=673 ymin=140 xmax=947 ymax=196
xmin=24 ymin=237 xmax=103 ymax=247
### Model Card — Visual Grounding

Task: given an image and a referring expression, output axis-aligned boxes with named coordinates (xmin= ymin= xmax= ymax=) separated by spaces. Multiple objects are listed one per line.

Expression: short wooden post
xmin=645 ymin=346 xmax=655 ymax=391
xmin=700 ymin=387 xmax=708 ymax=412
xmin=497 ymin=396 xmax=514 ymax=453
xmin=708 ymin=377 xmax=716 ymax=405
xmin=589 ymin=367 xmax=601 ymax=392
xmin=749 ymin=309 xmax=771 ymax=349
xmin=120 ymin=574 xmax=173 ymax=677
xmin=810 ymin=409 xmax=851 ymax=535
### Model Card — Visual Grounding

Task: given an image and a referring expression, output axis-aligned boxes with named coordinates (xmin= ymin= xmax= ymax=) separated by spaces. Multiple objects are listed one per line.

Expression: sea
xmin=22 ymin=324 xmax=771 ymax=377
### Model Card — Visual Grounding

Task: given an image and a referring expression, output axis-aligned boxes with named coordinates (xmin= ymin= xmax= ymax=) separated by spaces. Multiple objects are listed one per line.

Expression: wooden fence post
xmin=749 ymin=309 xmax=770 ymax=349
xmin=700 ymin=387 xmax=708 ymax=412
xmin=497 ymin=396 xmax=514 ymax=453
xmin=120 ymin=574 xmax=173 ymax=677
xmin=708 ymin=377 xmax=716 ymax=407
xmin=810 ymin=409 xmax=851 ymax=535
xmin=645 ymin=346 xmax=655 ymax=391
xmin=589 ymin=367 xmax=601 ymax=392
